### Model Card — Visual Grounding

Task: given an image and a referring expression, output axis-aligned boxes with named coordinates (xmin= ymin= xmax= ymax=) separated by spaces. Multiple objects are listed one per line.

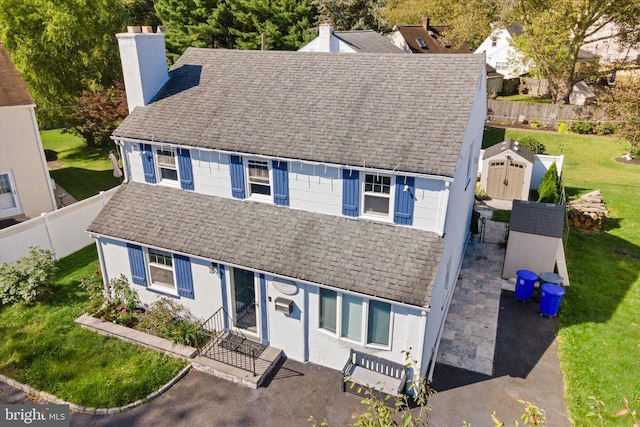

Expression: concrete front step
xmin=193 ymin=346 xmax=284 ymax=389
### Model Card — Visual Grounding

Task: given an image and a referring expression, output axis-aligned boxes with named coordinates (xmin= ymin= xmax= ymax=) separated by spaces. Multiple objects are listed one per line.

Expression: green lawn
xmin=495 ymin=94 xmax=553 ymax=104
xmin=0 ymin=245 xmax=187 ymax=408
xmin=483 ymin=127 xmax=640 ymax=425
xmin=41 ymin=129 xmax=121 ymax=200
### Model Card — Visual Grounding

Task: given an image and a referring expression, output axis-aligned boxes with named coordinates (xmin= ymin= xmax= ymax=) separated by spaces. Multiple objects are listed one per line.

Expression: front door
xmin=0 ymin=171 xmax=22 ymax=218
xmin=231 ymin=267 xmax=259 ymax=337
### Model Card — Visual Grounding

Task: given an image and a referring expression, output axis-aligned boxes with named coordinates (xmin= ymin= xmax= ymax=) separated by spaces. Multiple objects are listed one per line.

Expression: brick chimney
xmin=116 ymin=26 xmax=169 ymax=113
xmin=422 ymin=17 xmax=430 ymax=31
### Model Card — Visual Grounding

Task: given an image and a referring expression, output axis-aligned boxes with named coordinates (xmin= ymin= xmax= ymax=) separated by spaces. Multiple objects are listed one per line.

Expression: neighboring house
xmin=298 ymin=23 xmax=402 ymax=53
xmin=503 ymin=200 xmax=568 ymax=286
xmin=391 ymin=18 xmax=472 ymax=54
xmin=87 ymin=28 xmax=486 ymax=386
xmin=0 ymin=43 xmax=56 ymax=225
xmin=475 ymin=23 xmax=532 ymax=79
xmin=485 ymin=64 xmax=505 ymax=94
xmin=582 ymin=20 xmax=640 ymax=67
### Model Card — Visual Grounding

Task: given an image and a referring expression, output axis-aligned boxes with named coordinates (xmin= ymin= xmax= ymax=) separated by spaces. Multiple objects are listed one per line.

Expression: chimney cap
xmin=127 ymin=25 xmax=142 ymax=33
xmin=157 ymin=25 xmax=167 ymax=34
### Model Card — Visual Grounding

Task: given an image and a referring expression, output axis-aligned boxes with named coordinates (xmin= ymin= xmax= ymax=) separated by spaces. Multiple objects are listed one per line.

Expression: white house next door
xmin=0 ymin=171 xmax=22 ymax=219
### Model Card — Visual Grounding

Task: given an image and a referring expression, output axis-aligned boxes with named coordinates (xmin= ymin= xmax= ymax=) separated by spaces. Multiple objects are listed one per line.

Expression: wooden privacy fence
xmin=0 ymin=187 xmax=118 ymax=264
xmin=487 ymin=99 xmax=606 ymax=126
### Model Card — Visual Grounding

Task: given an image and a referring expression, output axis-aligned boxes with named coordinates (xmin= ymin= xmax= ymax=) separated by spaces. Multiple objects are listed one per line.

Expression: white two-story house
xmin=88 ymin=28 xmax=486 ymax=385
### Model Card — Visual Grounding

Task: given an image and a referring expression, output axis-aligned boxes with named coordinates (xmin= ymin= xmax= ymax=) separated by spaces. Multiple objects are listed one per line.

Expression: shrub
xmin=475 ymin=181 xmax=489 ymax=200
xmin=138 ymin=297 xmax=207 ymax=346
xmin=81 ymin=273 xmax=140 ymax=322
xmin=518 ymin=136 xmax=546 ymax=154
xmin=529 ymin=120 xmax=541 ymax=129
xmin=596 ymin=122 xmax=618 ymax=135
xmin=557 ymin=122 xmax=570 ymax=133
xmin=0 ymin=247 xmax=56 ymax=305
xmin=571 ymin=120 xmax=596 ymax=134
xmin=538 ymin=162 xmax=560 ymax=204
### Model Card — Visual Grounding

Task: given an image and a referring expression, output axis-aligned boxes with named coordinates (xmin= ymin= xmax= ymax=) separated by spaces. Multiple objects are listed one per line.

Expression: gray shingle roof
xmin=88 ymin=182 xmax=443 ymax=307
xmin=484 ymin=138 xmax=535 ymax=164
xmin=509 ymin=200 xmax=565 ymax=238
xmin=333 ymin=30 xmax=403 ymax=53
xmin=113 ymin=49 xmax=485 ymax=177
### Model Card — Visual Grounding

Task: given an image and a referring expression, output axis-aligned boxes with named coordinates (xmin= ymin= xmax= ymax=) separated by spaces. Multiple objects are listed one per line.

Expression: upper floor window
xmin=247 ymin=159 xmax=271 ymax=196
xmin=156 ymin=148 xmax=178 ymax=183
xmin=363 ymin=174 xmax=392 ymax=217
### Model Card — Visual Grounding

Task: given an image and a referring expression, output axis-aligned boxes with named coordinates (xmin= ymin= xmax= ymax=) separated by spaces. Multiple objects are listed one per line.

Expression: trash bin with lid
xmin=539 ymin=271 xmax=563 ymax=287
xmin=539 ymin=283 xmax=565 ymax=317
xmin=515 ymin=270 xmax=538 ymax=302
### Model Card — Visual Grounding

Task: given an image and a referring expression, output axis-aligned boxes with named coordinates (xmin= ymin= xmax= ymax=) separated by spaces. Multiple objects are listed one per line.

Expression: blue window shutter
xmin=394 ymin=176 xmax=415 ymax=225
xmin=177 ymin=148 xmax=194 ymax=190
xmin=342 ymin=169 xmax=360 ymax=217
xmin=272 ymin=160 xmax=289 ymax=206
xmin=140 ymin=144 xmax=156 ymax=184
xmin=127 ymin=243 xmax=147 ymax=286
xmin=229 ymin=155 xmax=246 ymax=199
xmin=174 ymin=254 xmax=194 ymax=299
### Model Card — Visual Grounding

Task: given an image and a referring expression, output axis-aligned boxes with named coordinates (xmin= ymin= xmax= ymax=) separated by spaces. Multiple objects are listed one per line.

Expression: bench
xmin=341 ymin=349 xmax=408 ymax=401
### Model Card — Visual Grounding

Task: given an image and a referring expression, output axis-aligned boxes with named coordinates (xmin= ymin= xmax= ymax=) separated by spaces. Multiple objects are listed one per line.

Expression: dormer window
xmin=247 ymin=159 xmax=271 ymax=196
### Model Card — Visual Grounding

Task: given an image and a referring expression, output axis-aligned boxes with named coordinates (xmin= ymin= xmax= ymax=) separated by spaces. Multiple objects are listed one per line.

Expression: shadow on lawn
xmin=50 ymin=167 xmax=120 ymax=201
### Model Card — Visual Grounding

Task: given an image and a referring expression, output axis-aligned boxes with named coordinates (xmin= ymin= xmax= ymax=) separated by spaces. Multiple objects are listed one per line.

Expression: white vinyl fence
xmin=0 ymin=187 xmax=118 ymax=264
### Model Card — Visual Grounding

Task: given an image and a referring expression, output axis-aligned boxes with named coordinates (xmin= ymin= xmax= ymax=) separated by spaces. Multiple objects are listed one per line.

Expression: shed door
xmin=487 ymin=160 xmax=525 ymax=200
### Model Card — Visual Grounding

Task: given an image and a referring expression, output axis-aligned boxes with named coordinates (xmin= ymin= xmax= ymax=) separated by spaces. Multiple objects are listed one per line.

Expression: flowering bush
xmin=81 ymin=273 xmax=140 ymax=325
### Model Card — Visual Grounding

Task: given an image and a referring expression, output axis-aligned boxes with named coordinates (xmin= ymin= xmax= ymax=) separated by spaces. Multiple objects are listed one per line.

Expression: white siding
xmin=502 ymin=231 xmax=561 ymax=279
xmin=98 ymin=237 xmax=224 ymax=321
xmin=191 ymin=150 xmax=232 ymax=197
xmin=289 ymin=162 xmax=343 ymax=216
xmin=265 ymin=276 xmax=306 ymax=361
xmin=412 ymin=178 xmax=445 ymax=233
xmin=531 ymin=154 xmax=564 ymax=190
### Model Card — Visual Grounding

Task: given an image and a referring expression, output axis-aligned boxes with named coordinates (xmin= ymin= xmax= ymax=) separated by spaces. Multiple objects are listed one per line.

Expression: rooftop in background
xmin=394 ymin=18 xmax=472 ymax=54
xmin=0 ymin=43 xmax=34 ymax=107
xmin=333 ymin=30 xmax=403 ymax=54
xmin=509 ymin=200 xmax=565 ymax=238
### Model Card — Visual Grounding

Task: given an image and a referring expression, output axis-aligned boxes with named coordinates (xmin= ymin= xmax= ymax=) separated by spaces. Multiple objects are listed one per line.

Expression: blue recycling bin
xmin=515 ymin=270 xmax=538 ymax=302
xmin=539 ymin=283 xmax=565 ymax=317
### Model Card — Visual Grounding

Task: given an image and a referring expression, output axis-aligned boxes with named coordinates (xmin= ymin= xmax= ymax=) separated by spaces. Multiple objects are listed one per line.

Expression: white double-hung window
xmin=247 ymin=159 xmax=271 ymax=197
xmin=148 ymin=248 xmax=175 ymax=292
xmin=156 ymin=148 xmax=179 ymax=183
xmin=319 ymin=288 xmax=392 ymax=347
xmin=363 ymin=174 xmax=392 ymax=218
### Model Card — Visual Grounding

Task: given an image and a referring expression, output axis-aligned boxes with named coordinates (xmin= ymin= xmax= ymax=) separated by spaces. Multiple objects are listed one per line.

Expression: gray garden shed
xmin=480 ymin=139 xmax=534 ymax=201
xmin=502 ymin=200 xmax=569 ymax=285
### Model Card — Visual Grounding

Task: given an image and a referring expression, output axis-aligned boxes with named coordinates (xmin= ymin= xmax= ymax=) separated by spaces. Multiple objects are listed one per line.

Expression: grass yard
xmin=0 ymin=245 xmax=187 ymax=408
xmin=41 ymin=129 xmax=121 ymax=200
xmin=495 ymin=94 xmax=553 ymax=104
xmin=483 ymin=127 xmax=640 ymax=425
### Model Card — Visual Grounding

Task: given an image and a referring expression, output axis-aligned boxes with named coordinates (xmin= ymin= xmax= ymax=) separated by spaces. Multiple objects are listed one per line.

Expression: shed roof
xmin=87 ymin=182 xmax=444 ymax=307
xmin=0 ymin=43 xmax=34 ymax=107
xmin=396 ymin=25 xmax=472 ymax=54
xmin=113 ymin=49 xmax=485 ymax=177
xmin=509 ymin=200 xmax=565 ymax=238
xmin=484 ymin=138 xmax=535 ymax=164
xmin=334 ymin=30 xmax=403 ymax=53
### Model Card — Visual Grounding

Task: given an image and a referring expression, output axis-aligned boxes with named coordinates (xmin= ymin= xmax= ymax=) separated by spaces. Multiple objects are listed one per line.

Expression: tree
xmin=313 ymin=0 xmax=389 ymax=33
xmin=538 ymin=162 xmax=559 ymax=204
xmin=0 ymin=0 xmax=128 ymax=126
xmin=505 ymin=0 xmax=640 ymax=104
xmin=125 ymin=0 xmax=161 ymax=27
xmin=154 ymin=0 xmax=315 ymax=61
xmin=599 ymin=78 xmax=640 ymax=160
xmin=383 ymin=0 xmax=498 ymax=49
xmin=69 ymin=84 xmax=129 ymax=148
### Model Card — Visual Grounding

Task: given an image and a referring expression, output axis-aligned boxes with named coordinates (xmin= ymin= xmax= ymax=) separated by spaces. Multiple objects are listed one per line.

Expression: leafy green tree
xmin=538 ymin=162 xmax=559 ymax=204
xmin=505 ymin=0 xmax=640 ymax=104
xmin=384 ymin=0 xmax=498 ymax=49
xmin=313 ymin=0 xmax=389 ymax=32
xmin=518 ymin=136 xmax=546 ymax=155
xmin=599 ymin=77 xmax=640 ymax=159
xmin=155 ymin=0 xmax=315 ymax=61
xmin=0 ymin=0 xmax=127 ymax=126
xmin=125 ymin=0 xmax=161 ymax=27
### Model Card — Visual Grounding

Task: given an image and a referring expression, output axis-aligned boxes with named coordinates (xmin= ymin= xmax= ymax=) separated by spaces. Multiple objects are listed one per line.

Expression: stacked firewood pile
xmin=567 ymin=190 xmax=607 ymax=231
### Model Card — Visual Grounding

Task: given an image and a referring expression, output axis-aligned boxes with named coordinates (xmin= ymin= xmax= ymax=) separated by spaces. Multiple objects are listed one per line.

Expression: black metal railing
xmin=198 ymin=307 xmax=258 ymax=376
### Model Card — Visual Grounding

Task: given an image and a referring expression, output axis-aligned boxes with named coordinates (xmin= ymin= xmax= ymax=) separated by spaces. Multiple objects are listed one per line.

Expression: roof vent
xmin=428 ymin=30 xmax=435 ymax=37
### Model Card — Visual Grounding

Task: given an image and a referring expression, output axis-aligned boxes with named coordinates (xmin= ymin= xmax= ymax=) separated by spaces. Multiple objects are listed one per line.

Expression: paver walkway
xmin=437 ymin=205 xmax=510 ymax=375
